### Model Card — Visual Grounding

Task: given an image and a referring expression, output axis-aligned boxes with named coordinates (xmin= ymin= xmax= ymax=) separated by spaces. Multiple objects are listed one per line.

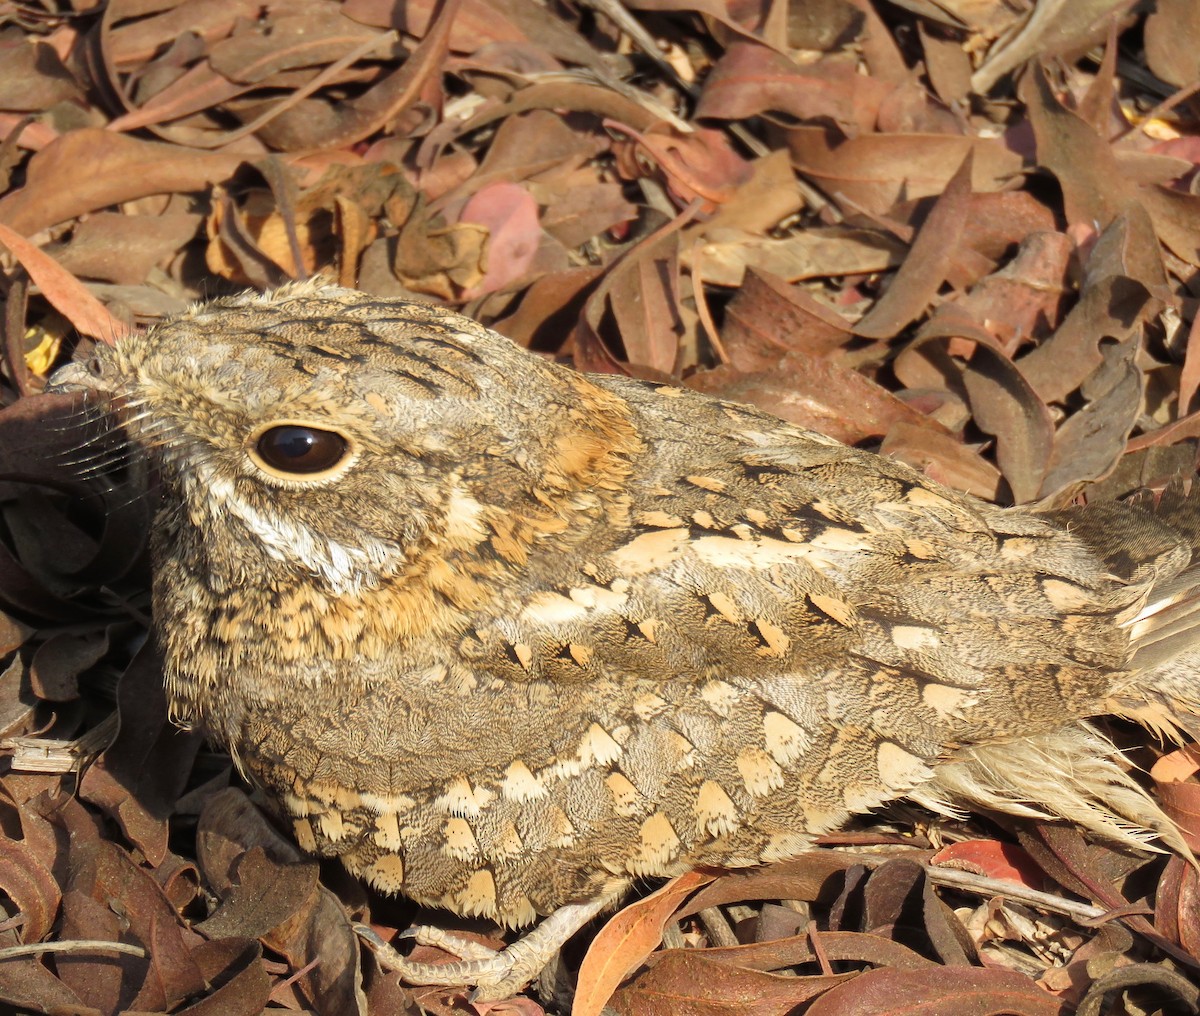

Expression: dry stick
xmin=697 ymin=906 xmax=739 ymax=948
xmin=690 ymin=241 xmax=731 ymax=365
xmin=0 ymin=941 xmax=146 ymax=961
xmin=919 ymin=865 xmax=1106 ymax=922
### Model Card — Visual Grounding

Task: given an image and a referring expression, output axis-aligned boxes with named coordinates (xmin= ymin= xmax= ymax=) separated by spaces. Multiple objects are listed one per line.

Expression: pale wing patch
xmin=488 ymin=821 xmax=525 ymax=860
xmin=763 ymin=710 xmax=809 ymax=764
xmin=608 ymin=528 xmax=690 ymax=575
xmin=921 ymin=683 xmax=976 ymax=718
xmin=435 ymin=775 xmax=494 ymax=816
xmin=358 ymin=791 xmax=418 ymax=815
xmin=901 ymin=487 xmax=960 ymax=511
xmin=372 ymin=811 xmax=403 ymax=850
xmin=691 ymin=534 xmax=813 ymax=569
xmin=606 ymin=772 xmax=641 ymax=816
xmin=1041 ymin=579 xmax=1095 ymax=612
xmin=521 ymin=592 xmax=589 ymax=626
xmin=662 ymin=729 xmax=697 ymax=769
xmin=842 ymin=782 xmax=892 ymax=812
xmin=282 ymin=791 xmax=313 ymax=816
xmin=369 ymin=854 xmax=406 ymax=892
xmin=456 ymin=869 xmax=498 ymax=917
xmin=631 ymin=813 xmax=681 ymax=873
xmin=694 ymin=780 xmax=740 ymax=837
xmin=443 ymin=817 xmax=480 ymax=859
xmin=544 ymin=805 xmax=576 ymax=847
xmin=809 ymin=593 xmax=855 ymax=625
xmin=761 ymin=831 xmax=811 ymax=862
xmin=578 ymin=723 xmax=623 ymax=766
xmin=737 ymin=746 xmax=785 ymax=797
xmin=636 ymin=618 xmax=662 ymax=642
xmin=443 ymin=485 xmax=488 ymax=544
xmin=877 ymin=741 xmax=934 ymax=791
xmin=700 ymin=679 xmax=740 ymax=717
xmin=501 ymin=760 xmax=546 ymax=801
xmin=633 ymin=692 xmax=668 ymax=719
xmin=293 ymin=817 xmax=317 ymax=852
xmin=753 ymin=618 xmax=790 ymax=656
xmin=809 ymin=528 xmax=871 ymax=552
xmin=706 ymin=591 xmax=742 ymax=623
xmin=569 ymin=583 xmax=631 ymax=610
xmin=318 ymin=809 xmax=345 ymax=842
xmin=892 ymin=626 xmax=941 ymax=651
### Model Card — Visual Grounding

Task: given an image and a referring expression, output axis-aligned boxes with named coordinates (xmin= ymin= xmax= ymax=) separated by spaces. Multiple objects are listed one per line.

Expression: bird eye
xmin=253 ymin=425 xmax=350 ymax=476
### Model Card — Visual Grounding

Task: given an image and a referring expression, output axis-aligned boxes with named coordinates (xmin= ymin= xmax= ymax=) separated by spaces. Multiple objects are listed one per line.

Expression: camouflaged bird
xmin=50 ymin=280 xmax=1200 ymax=997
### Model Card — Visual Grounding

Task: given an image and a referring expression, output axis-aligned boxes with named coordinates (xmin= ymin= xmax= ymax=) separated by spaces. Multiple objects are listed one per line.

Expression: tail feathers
xmin=910 ymin=724 xmax=1193 ymax=859
xmin=1109 ymin=648 xmax=1200 ymax=743
xmin=927 ymin=483 xmax=1200 ymax=857
xmin=1112 ymin=483 xmax=1200 ymax=740
xmin=1054 ymin=480 xmax=1200 ymax=741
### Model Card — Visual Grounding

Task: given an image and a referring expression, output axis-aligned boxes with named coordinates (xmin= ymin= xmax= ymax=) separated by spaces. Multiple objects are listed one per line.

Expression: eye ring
xmin=246 ymin=421 xmax=356 ymax=482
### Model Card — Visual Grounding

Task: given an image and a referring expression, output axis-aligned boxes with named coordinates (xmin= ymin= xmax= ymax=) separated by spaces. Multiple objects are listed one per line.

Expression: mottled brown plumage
xmin=50 ymin=280 xmax=1200 ymax=997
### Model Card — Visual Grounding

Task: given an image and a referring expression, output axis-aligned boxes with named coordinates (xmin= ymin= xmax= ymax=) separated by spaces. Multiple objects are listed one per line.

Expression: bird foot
xmin=355 ymin=896 xmax=609 ymax=1000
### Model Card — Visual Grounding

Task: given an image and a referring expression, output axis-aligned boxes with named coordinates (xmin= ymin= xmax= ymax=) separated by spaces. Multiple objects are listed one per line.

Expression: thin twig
xmin=921 ymin=865 xmax=1106 ymax=922
xmin=0 ymin=940 xmax=146 ymax=961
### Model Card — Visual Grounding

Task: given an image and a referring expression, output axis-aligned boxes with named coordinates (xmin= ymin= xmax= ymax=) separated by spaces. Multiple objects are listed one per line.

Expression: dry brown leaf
xmin=0 ymin=835 xmax=61 ymax=943
xmin=719 ymin=269 xmax=854 ymax=369
xmin=805 ymin=966 xmax=1065 ymax=1016
xmin=855 ymin=151 xmax=974 ymax=339
xmin=197 ymin=789 xmax=369 ymax=1016
xmin=4 ymin=4 xmax=1200 ymax=1011
xmin=0 ymin=129 xmax=243 ymax=238
xmin=696 ymin=42 xmax=891 ymax=136
xmin=688 ymin=226 xmax=902 ymax=287
xmin=687 ymin=354 xmax=950 ymax=446
xmin=787 ymin=127 xmax=1022 ymax=215
xmin=459 ymin=182 xmax=546 ymax=298
xmin=881 ymin=423 xmax=1003 ymax=500
xmin=1155 ymin=856 xmax=1200 ymax=960
xmin=614 ymin=951 xmax=853 ymax=1016
xmin=1144 ymin=0 xmax=1200 ymax=87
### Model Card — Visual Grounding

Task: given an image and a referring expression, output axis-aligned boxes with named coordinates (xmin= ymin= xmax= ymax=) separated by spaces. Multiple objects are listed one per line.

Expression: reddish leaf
xmin=931 ymin=841 xmax=1046 ymax=889
xmin=1150 ymin=745 xmax=1200 ymax=853
xmin=459 ymin=182 xmax=542 ymax=298
xmin=0 ymin=835 xmax=60 ymax=942
xmin=614 ymin=950 xmax=853 ymax=1016
xmin=0 ymin=222 xmax=128 ymax=343
xmin=804 ymin=966 xmax=1065 ymax=1016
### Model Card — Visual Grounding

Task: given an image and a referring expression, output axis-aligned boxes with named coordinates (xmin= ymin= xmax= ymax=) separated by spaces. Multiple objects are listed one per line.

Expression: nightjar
xmin=49 ymin=280 xmax=1200 ymax=997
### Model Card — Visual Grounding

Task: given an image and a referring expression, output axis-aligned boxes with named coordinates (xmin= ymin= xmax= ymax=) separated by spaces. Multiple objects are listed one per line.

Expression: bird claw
xmin=355 ymin=921 xmax=541 ymax=999
xmin=354 ymin=896 xmax=611 ymax=1000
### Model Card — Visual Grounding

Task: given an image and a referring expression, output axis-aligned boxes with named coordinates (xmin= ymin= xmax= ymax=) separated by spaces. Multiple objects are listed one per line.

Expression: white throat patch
xmin=203 ymin=472 xmax=402 ymax=594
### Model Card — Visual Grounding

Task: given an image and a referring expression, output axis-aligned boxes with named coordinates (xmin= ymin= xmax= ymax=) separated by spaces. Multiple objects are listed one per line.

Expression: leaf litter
xmin=1 ymin=1 xmax=1200 ymax=1013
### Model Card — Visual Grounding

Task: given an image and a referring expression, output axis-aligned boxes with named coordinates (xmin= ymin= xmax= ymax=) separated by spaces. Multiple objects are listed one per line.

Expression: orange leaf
xmin=572 ymin=870 xmax=714 ymax=1016
xmin=0 ymin=222 xmax=129 ymax=344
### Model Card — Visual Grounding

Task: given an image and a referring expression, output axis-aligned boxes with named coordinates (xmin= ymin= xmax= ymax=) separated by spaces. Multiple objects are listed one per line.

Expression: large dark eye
xmin=254 ymin=425 xmax=349 ymax=475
